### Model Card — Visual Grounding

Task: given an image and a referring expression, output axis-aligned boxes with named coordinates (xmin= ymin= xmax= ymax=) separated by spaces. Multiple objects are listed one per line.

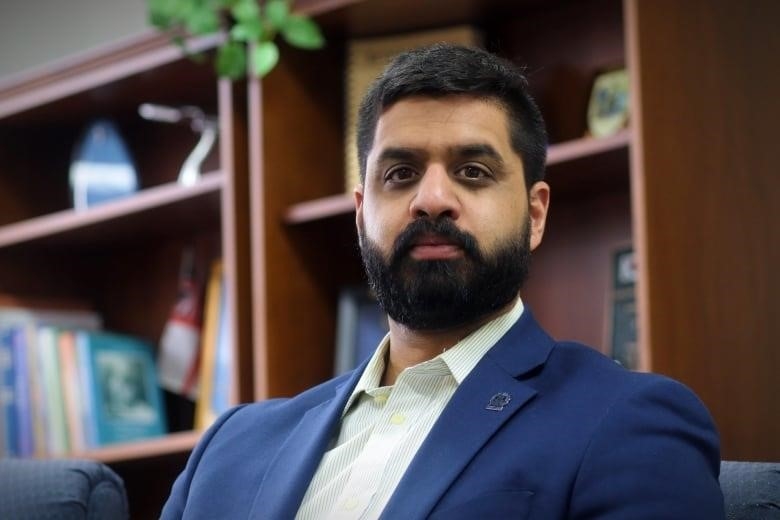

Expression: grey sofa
xmin=0 ymin=458 xmax=128 ymax=519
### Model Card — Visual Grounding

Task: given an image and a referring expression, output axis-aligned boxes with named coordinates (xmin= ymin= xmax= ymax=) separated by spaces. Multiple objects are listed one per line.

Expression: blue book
xmin=82 ymin=331 xmax=167 ymax=446
xmin=334 ymin=287 xmax=389 ymax=375
xmin=211 ymin=288 xmax=232 ymax=417
xmin=9 ymin=326 xmax=34 ymax=457
xmin=0 ymin=328 xmax=17 ymax=456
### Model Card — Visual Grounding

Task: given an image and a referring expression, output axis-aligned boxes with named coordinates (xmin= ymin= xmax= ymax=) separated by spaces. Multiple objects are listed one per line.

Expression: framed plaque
xmin=587 ymin=68 xmax=629 ymax=138
xmin=607 ymin=246 xmax=638 ymax=369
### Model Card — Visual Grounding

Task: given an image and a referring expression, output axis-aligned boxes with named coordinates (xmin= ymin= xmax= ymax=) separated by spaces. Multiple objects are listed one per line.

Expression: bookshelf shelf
xmin=0 ymin=172 xmax=224 ymax=249
xmin=70 ymin=430 xmax=201 ymax=465
xmin=282 ymin=130 xmax=632 ymax=225
xmin=0 ymin=33 xmax=221 ymax=122
xmin=284 ymin=193 xmax=354 ymax=224
xmin=547 ymin=129 xmax=631 ymax=166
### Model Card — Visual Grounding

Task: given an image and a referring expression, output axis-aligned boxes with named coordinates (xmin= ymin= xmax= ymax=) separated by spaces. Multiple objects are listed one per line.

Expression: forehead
xmin=370 ymin=95 xmax=513 ymax=153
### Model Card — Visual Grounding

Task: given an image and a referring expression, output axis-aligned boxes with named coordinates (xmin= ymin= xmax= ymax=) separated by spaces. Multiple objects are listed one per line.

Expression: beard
xmin=359 ymin=217 xmax=531 ymax=331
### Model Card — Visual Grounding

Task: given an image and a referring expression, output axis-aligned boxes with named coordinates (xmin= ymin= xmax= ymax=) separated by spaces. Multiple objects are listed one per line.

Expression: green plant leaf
xmin=281 ymin=15 xmax=324 ymax=49
xmin=231 ymin=18 xmax=264 ymax=42
xmin=231 ymin=0 xmax=260 ymax=22
xmin=185 ymin=5 xmax=221 ymax=35
xmin=251 ymin=41 xmax=280 ymax=77
xmin=147 ymin=0 xmax=180 ymax=28
xmin=216 ymin=41 xmax=247 ymax=79
xmin=264 ymin=0 xmax=289 ymax=30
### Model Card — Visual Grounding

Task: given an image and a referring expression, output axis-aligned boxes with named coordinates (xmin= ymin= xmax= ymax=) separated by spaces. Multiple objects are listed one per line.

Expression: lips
xmin=409 ymin=233 xmax=464 ymax=260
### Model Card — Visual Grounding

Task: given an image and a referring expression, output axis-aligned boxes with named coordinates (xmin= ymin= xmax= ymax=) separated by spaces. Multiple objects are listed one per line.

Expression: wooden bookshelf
xmin=249 ymin=0 xmax=779 ymax=464
xmin=1 ymin=0 xmax=777 ymax=517
xmin=0 ymin=31 xmax=251 ymax=519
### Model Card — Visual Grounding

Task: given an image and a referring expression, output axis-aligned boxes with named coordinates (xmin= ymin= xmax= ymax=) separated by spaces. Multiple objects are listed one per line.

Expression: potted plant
xmin=147 ymin=0 xmax=324 ymax=78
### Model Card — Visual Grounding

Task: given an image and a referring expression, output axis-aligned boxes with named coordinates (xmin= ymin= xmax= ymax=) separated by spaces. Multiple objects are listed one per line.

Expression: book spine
xmin=76 ymin=331 xmax=98 ymax=449
xmin=0 ymin=328 xmax=17 ymax=456
xmin=25 ymin=322 xmax=48 ymax=457
xmin=59 ymin=330 xmax=85 ymax=453
xmin=37 ymin=326 xmax=69 ymax=455
xmin=10 ymin=326 xmax=34 ymax=457
xmin=194 ymin=260 xmax=223 ymax=430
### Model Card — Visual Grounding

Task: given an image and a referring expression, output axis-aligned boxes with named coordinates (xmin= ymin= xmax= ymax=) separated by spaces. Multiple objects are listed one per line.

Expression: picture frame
xmin=334 ymin=286 xmax=389 ymax=375
xmin=586 ymin=68 xmax=630 ymax=138
xmin=606 ymin=246 xmax=639 ymax=370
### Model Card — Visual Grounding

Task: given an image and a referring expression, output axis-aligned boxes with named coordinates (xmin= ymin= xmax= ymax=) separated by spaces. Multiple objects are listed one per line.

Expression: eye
xmin=455 ymin=164 xmax=491 ymax=181
xmin=385 ymin=166 xmax=418 ymax=184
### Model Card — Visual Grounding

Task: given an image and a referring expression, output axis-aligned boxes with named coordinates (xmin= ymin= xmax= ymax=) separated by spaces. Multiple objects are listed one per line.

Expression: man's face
xmin=355 ymin=96 xmax=549 ymax=330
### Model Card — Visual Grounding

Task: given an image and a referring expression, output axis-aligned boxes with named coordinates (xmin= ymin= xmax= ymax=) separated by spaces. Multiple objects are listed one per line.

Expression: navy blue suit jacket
xmin=162 ymin=311 xmax=724 ymax=519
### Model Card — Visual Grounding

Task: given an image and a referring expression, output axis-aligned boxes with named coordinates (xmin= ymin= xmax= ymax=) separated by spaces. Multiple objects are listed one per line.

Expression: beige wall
xmin=0 ymin=0 xmax=148 ymax=79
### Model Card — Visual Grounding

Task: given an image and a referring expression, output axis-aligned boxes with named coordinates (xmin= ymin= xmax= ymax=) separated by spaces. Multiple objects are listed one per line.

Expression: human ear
xmin=354 ymin=184 xmax=365 ymax=238
xmin=528 ymin=181 xmax=550 ymax=251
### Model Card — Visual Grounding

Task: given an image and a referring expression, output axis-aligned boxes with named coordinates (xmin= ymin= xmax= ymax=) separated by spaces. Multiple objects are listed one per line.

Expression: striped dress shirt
xmin=296 ymin=297 xmax=525 ymax=520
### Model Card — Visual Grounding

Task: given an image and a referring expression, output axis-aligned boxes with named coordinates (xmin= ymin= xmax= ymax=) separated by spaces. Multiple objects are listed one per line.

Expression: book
xmin=334 ymin=286 xmax=389 ymax=375
xmin=9 ymin=325 xmax=34 ymax=457
xmin=343 ymin=25 xmax=481 ymax=193
xmin=81 ymin=331 xmax=167 ymax=446
xmin=0 ymin=327 xmax=17 ymax=456
xmin=37 ymin=326 xmax=70 ymax=455
xmin=58 ymin=330 xmax=87 ymax=453
xmin=210 ymin=286 xmax=232 ymax=419
xmin=158 ymin=249 xmax=202 ymax=401
xmin=194 ymin=260 xmax=224 ymax=430
xmin=0 ymin=304 xmax=101 ymax=456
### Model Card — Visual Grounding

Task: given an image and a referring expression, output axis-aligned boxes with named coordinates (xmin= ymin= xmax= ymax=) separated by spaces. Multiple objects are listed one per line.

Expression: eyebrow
xmin=374 ymin=144 xmax=505 ymax=166
xmin=375 ymin=147 xmax=426 ymax=164
xmin=452 ymin=144 xmax=505 ymax=167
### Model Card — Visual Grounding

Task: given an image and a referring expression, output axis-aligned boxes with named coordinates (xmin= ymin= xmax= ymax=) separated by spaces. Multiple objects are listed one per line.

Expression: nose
xmin=409 ymin=165 xmax=461 ymax=220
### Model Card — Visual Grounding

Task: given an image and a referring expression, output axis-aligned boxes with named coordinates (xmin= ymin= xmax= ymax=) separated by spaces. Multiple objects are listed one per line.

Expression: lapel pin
xmin=486 ymin=392 xmax=512 ymax=411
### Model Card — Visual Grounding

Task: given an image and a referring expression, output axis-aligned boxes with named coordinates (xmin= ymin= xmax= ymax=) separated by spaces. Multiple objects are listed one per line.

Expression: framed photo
xmin=587 ymin=68 xmax=630 ymax=138
xmin=334 ymin=286 xmax=389 ymax=375
xmin=607 ymin=246 xmax=639 ymax=369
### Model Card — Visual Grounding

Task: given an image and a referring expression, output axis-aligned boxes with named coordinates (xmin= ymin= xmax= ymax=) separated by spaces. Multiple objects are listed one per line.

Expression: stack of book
xmin=0 ymin=300 xmax=166 ymax=457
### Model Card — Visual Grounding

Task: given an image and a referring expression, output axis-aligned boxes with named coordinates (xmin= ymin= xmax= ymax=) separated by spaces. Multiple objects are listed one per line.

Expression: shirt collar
xmin=342 ymin=297 xmax=525 ymax=415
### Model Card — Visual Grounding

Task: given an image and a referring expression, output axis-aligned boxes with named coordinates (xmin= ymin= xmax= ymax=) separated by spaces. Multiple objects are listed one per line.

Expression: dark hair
xmin=356 ymin=44 xmax=548 ymax=188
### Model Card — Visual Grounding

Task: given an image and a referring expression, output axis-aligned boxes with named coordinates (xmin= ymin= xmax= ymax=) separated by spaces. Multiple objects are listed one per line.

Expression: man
xmin=162 ymin=44 xmax=724 ymax=519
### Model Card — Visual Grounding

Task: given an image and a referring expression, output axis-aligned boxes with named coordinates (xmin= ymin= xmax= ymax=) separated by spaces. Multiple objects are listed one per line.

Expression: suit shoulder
xmin=225 ymin=370 xmax=355 ymax=425
xmin=545 ymin=340 xmax=707 ymax=410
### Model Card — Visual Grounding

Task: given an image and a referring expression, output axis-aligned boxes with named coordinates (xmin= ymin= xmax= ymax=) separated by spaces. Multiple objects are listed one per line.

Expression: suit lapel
xmin=248 ymin=368 xmax=363 ymax=519
xmin=380 ymin=311 xmax=554 ymax=519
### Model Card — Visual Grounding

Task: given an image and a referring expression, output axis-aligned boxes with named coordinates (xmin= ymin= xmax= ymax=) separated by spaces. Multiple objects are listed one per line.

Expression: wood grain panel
xmin=251 ymin=44 xmax=346 ymax=399
xmin=628 ymin=0 xmax=780 ymax=460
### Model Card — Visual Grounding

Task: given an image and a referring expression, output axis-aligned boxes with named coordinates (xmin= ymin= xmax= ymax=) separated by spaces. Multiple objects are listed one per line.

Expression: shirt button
xmin=374 ymin=394 xmax=388 ymax=405
xmin=390 ymin=412 xmax=406 ymax=425
xmin=343 ymin=497 xmax=360 ymax=511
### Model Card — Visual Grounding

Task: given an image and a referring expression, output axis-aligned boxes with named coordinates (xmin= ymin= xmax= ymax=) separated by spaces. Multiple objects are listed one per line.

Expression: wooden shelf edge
xmin=284 ymin=192 xmax=355 ymax=224
xmin=0 ymin=32 xmax=223 ymax=120
xmin=0 ymin=172 xmax=224 ymax=249
xmin=546 ymin=128 xmax=632 ymax=166
xmin=68 ymin=430 xmax=202 ymax=464
xmin=283 ymin=129 xmax=633 ymax=224
xmin=295 ymin=0 xmax=365 ymax=17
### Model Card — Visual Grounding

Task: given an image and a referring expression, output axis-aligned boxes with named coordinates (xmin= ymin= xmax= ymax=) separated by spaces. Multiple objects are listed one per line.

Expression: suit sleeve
xmin=569 ymin=377 xmax=725 ymax=519
xmin=159 ymin=405 xmax=247 ymax=519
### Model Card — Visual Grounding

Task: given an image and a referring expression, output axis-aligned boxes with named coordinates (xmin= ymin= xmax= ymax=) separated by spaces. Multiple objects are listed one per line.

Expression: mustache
xmin=390 ymin=219 xmax=480 ymax=264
